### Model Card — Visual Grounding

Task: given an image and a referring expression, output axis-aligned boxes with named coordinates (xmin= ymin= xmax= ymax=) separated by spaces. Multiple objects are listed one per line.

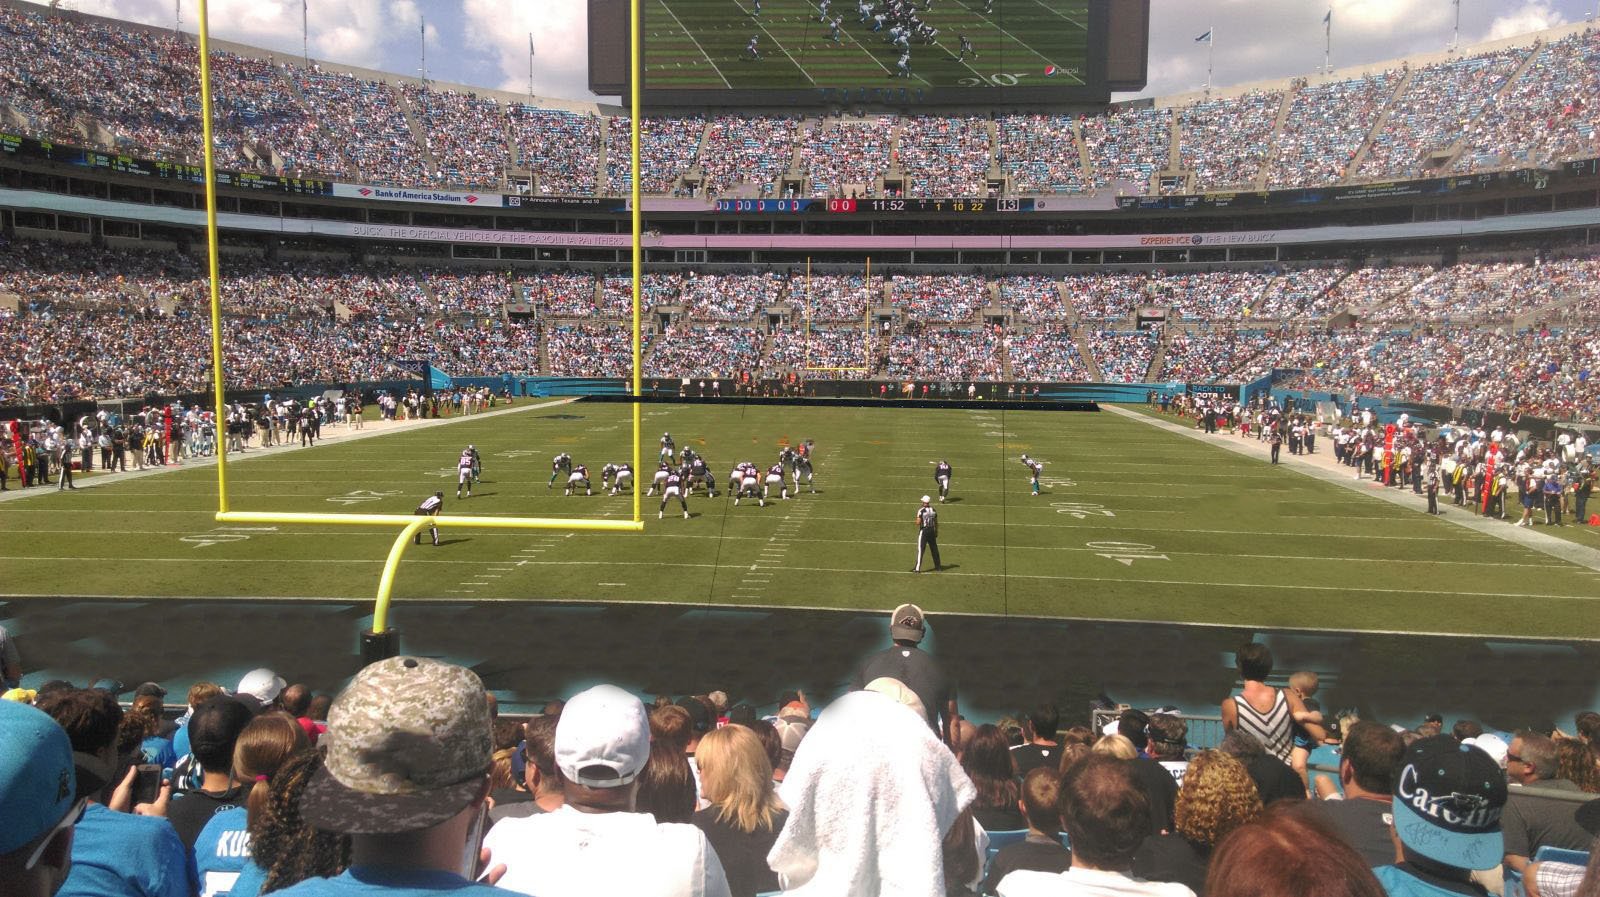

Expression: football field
xmin=646 ymin=0 xmax=1089 ymax=90
xmin=2 ymin=399 xmax=1597 ymax=640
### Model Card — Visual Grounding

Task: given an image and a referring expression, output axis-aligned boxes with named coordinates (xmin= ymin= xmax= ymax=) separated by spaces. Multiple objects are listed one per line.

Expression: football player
xmin=659 ymin=467 xmax=689 ymax=519
xmin=764 ymin=461 xmax=789 ymax=505
xmin=1021 ymin=453 xmax=1043 ymax=496
xmin=934 ymin=459 xmax=952 ymax=502
xmin=456 ymin=446 xmax=475 ymax=499
xmin=547 ymin=452 xmax=572 ymax=488
xmin=565 ymin=464 xmax=592 ymax=496
xmin=647 ymin=461 xmax=671 ymax=496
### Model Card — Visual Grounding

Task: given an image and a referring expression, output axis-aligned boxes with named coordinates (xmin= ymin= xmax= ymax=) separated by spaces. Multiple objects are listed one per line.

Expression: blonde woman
xmin=693 ymin=724 xmax=787 ymax=897
xmin=1092 ymin=733 xmax=1138 ymax=760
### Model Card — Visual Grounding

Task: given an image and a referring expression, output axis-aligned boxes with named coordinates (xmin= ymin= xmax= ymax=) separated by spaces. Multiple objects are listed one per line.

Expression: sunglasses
xmin=24 ymin=797 xmax=87 ymax=872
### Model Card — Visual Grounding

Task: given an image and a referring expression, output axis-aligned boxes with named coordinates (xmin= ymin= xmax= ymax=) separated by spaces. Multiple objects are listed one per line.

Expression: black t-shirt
xmin=168 ymin=782 xmax=252 ymax=849
xmin=693 ymin=806 xmax=785 ymax=897
xmin=973 ymin=803 xmax=1027 ymax=834
xmin=1307 ymin=797 xmax=1397 ymax=867
xmin=982 ymin=835 xmax=1071 ymax=896
xmin=851 ymin=644 xmax=952 ymax=733
xmin=1245 ymin=754 xmax=1307 ymax=806
xmin=1130 ymin=757 xmax=1179 ymax=835
xmin=1132 ymin=833 xmax=1210 ymax=895
xmin=1011 ymin=743 xmax=1058 ymax=777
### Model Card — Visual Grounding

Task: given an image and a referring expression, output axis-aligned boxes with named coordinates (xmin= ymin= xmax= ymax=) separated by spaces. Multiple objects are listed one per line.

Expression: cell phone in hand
xmin=131 ymin=764 xmax=163 ymax=805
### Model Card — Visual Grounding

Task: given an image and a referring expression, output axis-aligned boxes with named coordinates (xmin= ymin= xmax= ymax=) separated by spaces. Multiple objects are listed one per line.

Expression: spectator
xmin=769 ymin=688 xmax=976 ymax=896
xmin=170 ymin=681 xmax=225 ymax=768
xmin=1504 ymin=731 xmax=1597 ymax=874
xmin=636 ymin=740 xmax=698 ymax=825
xmin=1218 ymin=730 xmax=1306 ymax=807
xmin=1522 ymin=803 xmax=1600 ymax=897
xmin=483 ymin=684 xmax=730 ymax=897
xmin=1308 ymin=720 xmax=1407 ymax=867
xmin=996 ymin=754 xmax=1194 ymax=897
xmin=36 ymin=686 xmax=191 ymax=897
xmin=193 ymin=712 xmax=310 ymax=896
xmin=269 ymin=656 xmax=500 ymax=896
xmin=850 ymin=603 xmax=959 ymax=745
xmin=0 ymin=621 xmax=21 ymax=689
xmin=230 ymin=750 xmax=350 ymax=897
xmin=279 ymin=683 xmax=325 ymax=746
xmin=0 ymin=699 xmax=83 ymax=897
xmin=118 ymin=697 xmax=177 ymax=771
xmin=168 ymin=695 xmax=256 ymax=850
xmin=1205 ymin=801 xmax=1389 ymax=897
xmin=963 ymin=724 xmax=1027 ymax=832
xmin=1557 ymin=739 xmax=1600 ymax=794
xmin=1133 ymin=751 xmax=1264 ymax=894
xmin=1221 ymin=642 xmax=1324 ymax=767
xmin=1117 ymin=710 xmax=1180 ymax=836
xmin=1012 ymin=704 xmax=1063 ymax=777
xmin=981 ymin=767 xmax=1072 ymax=895
xmin=488 ymin=715 xmax=563 ymax=824
xmin=1376 ymin=736 xmax=1507 ymax=895
xmin=692 ymin=724 xmax=787 ymax=897
xmin=1147 ymin=714 xmax=1190 ymax=785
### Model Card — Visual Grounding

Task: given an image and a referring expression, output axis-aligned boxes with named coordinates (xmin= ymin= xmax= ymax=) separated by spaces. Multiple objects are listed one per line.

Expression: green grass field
xmin=646 ymin=0 xmax=1089 ymax=89
xmin=2 ymin=399 xmax=1597 ymax=639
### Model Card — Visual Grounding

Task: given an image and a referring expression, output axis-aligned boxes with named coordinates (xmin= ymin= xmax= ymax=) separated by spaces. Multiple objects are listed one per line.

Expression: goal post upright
xmin=193 ymin=0 xmax=644 ymax=642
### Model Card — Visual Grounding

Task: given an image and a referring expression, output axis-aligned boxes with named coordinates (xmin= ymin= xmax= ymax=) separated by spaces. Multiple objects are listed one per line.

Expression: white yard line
xmin=654 ymin=0 xmax=734 ymax=87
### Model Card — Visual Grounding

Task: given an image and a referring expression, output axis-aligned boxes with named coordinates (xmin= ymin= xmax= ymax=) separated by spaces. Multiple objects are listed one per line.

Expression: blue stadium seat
xmin=1532 ymin=846 xmax=1590 ymax=867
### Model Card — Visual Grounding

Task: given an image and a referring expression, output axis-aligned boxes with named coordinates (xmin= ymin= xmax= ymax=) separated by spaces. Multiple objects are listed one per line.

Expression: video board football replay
xmin=589 ymin=0 xmax=1148 ymax=105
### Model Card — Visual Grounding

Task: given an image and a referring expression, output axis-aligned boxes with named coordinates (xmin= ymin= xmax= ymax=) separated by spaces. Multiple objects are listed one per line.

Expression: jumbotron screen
xmin=589 ymin=0 xmax=1146 ymax=105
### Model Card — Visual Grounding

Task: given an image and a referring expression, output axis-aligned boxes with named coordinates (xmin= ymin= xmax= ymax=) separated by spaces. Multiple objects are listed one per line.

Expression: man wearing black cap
xmin=851 ymin=603 xmax=958 ymax=746
xmin=1373 ymin=735 xmax=1507 ymax=897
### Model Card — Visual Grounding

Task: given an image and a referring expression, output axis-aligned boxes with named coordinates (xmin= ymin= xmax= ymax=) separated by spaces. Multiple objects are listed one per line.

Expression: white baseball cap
xmin=236 ymin=668 xmax=287 ymax=705
xmin=921 ymin=495 xmax=931 ymax=503
xmin=555 ymin=685 xmax=650 ymax=788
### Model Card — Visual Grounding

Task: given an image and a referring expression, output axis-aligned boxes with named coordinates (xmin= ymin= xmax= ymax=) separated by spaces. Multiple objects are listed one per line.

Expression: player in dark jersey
xmin=934 ymin=460 xmax=952 ymax=502
xmin=688 ymin=456 xmax=715 ymax=496
xmin=763 ymin=462 xmax=789 ymax=504
xmin=547 ymin=452 xmax=572 ymax=488
xmin=468 ymin=444 xmax=482 ymax=483
xmin=647 ymin=461 xmax=671 ymax=496
xmin=456 ymin=448 xmax=475 ymax=499
xmin=735 ymin=463 xmax=762 ymax=506
xmin=565 ymin=464 xmax=592 ymax=496
xmin=414 ymin=491 xmax=443 ymax=546
xmin=659 ymin=469 xmax=689 ymax=519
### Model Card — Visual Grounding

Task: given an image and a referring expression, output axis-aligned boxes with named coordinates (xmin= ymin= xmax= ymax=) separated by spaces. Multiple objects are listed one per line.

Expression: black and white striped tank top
xmin=1233 ymin=690 xmax=1292 ymax=763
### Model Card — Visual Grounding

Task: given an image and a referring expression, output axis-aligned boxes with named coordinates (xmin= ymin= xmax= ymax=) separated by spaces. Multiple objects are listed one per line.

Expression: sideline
xmin=0 ymin=397 xmax=576 ymax=503
xmin=1109 ymin=404 xmax=1600 ymax=576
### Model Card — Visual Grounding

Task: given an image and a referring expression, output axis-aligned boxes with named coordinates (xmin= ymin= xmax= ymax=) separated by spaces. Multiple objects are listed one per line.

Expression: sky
xmin=46 ymin=0 xmax=1599 ymax=103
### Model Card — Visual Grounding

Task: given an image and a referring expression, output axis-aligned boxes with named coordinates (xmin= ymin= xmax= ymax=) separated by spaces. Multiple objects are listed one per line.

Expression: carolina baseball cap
xmin=236 ymin=668 xmax=287 ymax=705
xmin=555 ymin=684 xmax=650 ymax=788
xmin=301 ymin=657 xmax=493 ymax=835
xmin=1391 ymin=736 xmax=1507 ymax=870
xmin=890 ymin=603 xmax=926 ymax=642
xmin=0 ymin=700 xmax=77 ymax=855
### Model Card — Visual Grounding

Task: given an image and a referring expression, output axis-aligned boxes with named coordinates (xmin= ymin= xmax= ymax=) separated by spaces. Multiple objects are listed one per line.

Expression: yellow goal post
xmin=193 ymin=0 xmax=646 ymax=636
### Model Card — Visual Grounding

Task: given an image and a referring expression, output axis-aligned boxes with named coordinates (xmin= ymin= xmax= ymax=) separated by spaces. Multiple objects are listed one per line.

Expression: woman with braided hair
xmin=229 ymin=748 xmax=351 ymax=896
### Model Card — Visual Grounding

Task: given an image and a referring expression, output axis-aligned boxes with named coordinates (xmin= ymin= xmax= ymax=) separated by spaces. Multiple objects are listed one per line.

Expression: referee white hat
xmin=920 ymin=495 xmax=931 ymax=503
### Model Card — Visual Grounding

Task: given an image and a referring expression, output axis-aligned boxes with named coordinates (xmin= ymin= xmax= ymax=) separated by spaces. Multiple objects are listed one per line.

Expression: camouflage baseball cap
xmin=301 ymin=656 xmax=492 ymax=835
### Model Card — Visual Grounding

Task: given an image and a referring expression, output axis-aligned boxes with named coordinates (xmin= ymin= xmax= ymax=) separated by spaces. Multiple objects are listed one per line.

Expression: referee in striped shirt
xmin=914 ymin=495 xmax=941 ymax=572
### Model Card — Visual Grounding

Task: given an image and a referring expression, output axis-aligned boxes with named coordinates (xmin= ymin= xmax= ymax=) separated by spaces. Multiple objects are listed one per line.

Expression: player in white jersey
xmin=414 ymin=491 xmax=443 ymax=546
xmin=565 ymin=465 xmax=593 ymax=496
xmin=456 ymin=448 xmax=476 ymax=499
xmin=1021 ymin=453 xmax=1043 ymax=495
xmin=763 ymin=462 xmax=788 ymax=505
xmin=605 ymin=462 xmax=634 ymax=495
xmin=647 ymin=461 xmax=671 ymax=496
xmin=793 ymin=453 xmax=815 ymax=494
xmin=933 ymin=459 xmax=952 ymax=502
xmin=659 ymin=469 xmax=689 ymax=519
xmin=659 ymin=432 xmax=675 ymax=464
xmin=547 ymin=452 xmax=572 ymax=488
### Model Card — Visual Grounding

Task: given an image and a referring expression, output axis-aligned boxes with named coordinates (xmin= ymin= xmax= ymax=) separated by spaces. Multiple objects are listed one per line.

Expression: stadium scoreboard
xmin=714 ymin=197 xmax=1035 ymax=213
xmin=590 ymin=0 xmax=1147 ymax=106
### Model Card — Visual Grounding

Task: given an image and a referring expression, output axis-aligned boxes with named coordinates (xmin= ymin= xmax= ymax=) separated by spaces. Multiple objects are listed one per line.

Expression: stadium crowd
xmin=1 ymin=4 xmax=1596 ymax=198
xmin=1 ymin=630 xmax=1597 ymax=897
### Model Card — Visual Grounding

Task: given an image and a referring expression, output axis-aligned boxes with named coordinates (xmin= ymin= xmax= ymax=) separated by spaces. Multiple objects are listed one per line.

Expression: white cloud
xmin=1482 ymin=1 xmax=1566 ymax=41
xmin=461 ymin=0 xmax=597 ymax=100
xmin=54 ymin=0 xmax=429 ymax=70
